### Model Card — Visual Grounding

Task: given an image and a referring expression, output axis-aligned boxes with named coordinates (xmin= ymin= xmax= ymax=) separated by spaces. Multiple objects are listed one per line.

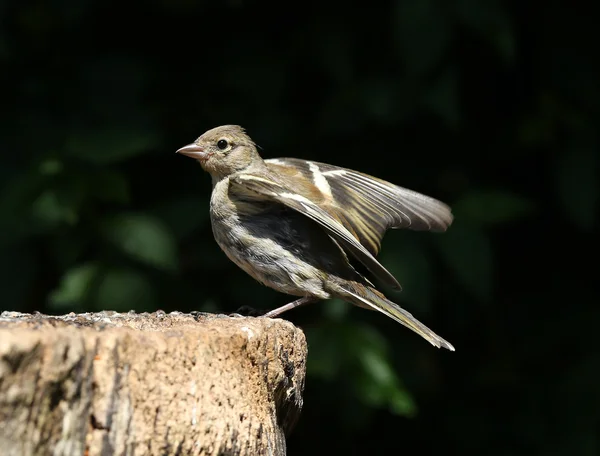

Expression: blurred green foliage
xmin=1 ymin=0 xmax=599 ymax=455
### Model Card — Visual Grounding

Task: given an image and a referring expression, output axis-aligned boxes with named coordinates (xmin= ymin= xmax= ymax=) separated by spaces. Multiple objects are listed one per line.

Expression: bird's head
xmin=177 ymin=125 xmax=262 ymax=179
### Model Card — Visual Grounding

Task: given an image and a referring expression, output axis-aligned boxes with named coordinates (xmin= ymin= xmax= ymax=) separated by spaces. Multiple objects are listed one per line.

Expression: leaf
xmin=50 ymin=233 xmax=88 ymax=270
xmin=29 ymin=173 xmax=92 ymax=232
xmin=554 ymin=143 xmax=598 ymax=231
xmin=0 ymin=244 xmax=37 ymax=310
xmin=94 ymin=267 xmax=156 ymax=311
xmin=66 ymin=127 xmax=159 ymax=165
xmin=454 ymin=0 xmax=515 ymax=63
xmin=0 ymin=173 xmax=54 ymax=244
xmin=88 ymin=171 xmax=131 ymax=204
xmin=394 ymin=0 xmax=451 ymax=75
xmin=305 ymin=323 xmax=346 ymax=380
xmin=379 ymin=236 xmax=433 ymax=314
xmin=518 ymin=93 xmax=562 ymax=146
xmin=31 ymin=189 xmax=79 ymax=227
xmin=38 ymin=158 xmax=64 ymax=176
xmin=422 ymin=66 xmax=460 ymax=128
xmin=307 ymin=319 xmax=417 ymax=416
xmin=153 ymin=197 xmax=210 ymax=240
xmin=435 ymin=222 xmax=493 ymax=303
xmin=101 ymin=213 xmax=178 ymax=272
xmin=353 ymin=325 xmax=417 ymax=417
xmin=361 ymin=79 xmax=396 ymax=121
xmin=49 ymin=262 xmax=100 ymax=310
xmin=322 ymin=298 xmax=350 ymax=321
xmin=453 ymin=190 xmax=535 ymax=225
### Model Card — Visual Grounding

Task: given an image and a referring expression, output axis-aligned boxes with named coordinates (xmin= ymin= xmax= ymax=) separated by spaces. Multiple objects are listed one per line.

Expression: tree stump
xmin=0 ymin=311 xmax=307 ymax=456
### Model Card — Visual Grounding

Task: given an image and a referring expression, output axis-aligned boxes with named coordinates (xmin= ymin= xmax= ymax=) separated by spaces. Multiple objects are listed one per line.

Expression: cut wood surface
xmin=0 ymin=311 xmax=307 ymax=456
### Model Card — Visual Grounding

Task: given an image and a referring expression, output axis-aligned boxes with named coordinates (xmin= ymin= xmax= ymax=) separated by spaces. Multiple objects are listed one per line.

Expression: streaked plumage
xmin=177 ymin=125 xmax=455 ymax=350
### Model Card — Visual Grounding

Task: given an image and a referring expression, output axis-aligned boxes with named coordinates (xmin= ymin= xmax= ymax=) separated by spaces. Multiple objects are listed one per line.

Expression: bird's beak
xmin=176 ymin=143 xmax=208 ymax=160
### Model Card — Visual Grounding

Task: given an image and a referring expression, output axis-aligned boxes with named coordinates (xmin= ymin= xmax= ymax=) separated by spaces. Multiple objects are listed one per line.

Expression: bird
xmin=177 ymin=125 xmax=455 ymax=350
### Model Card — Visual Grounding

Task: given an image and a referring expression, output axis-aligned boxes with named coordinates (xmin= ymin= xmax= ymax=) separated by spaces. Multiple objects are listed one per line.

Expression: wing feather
xmin=266 ymin=158 xmax=453 ymax=256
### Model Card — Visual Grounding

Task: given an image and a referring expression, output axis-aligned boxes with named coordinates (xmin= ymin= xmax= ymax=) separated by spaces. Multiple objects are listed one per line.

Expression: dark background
xmin=1 ymin=1 xmax=599 ymax=454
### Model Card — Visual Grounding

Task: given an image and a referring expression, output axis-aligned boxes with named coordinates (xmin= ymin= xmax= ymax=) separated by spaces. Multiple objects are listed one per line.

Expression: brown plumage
xmin=177 ymin=125 xmax=455 ymax=350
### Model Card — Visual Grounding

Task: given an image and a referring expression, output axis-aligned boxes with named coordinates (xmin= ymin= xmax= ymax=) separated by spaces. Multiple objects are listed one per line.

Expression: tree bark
xmin=0 ymin=311 xmax=307 ymax=456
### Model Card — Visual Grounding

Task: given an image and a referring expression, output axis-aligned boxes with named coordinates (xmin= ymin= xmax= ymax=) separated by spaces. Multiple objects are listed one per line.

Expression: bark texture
xmin=0 ymin=311 xmax=307 ymax=456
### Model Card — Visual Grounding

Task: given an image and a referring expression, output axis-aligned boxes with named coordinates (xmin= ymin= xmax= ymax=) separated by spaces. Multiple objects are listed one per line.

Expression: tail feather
xmin=328 ymin=280 xmax=455 ymax=351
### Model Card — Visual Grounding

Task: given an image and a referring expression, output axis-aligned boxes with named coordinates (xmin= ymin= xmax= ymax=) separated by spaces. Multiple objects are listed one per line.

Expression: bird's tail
xmin=327 ymin=280 xmax=455 ymax=351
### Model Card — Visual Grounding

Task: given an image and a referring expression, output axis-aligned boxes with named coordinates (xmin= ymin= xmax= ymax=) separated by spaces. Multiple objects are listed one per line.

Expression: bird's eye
xmin=217 ymin=139 xmax=229 ymax=150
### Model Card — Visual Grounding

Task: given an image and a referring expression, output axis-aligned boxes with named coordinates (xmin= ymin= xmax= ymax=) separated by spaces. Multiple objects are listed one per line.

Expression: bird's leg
xmin=263 ymin=297 xmax=318 ymax=318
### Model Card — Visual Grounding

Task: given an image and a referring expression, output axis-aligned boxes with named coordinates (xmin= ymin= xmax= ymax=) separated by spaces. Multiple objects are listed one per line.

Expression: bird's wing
xmin=230 ymin=173 xmax=402 ymax=289
xmin=264 ymin=158 xmax=453 ymax=256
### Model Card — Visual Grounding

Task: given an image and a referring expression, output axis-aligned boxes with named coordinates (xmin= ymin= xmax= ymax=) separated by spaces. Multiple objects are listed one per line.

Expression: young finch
xmin=177 ymin=125 xmax=455 ymax=350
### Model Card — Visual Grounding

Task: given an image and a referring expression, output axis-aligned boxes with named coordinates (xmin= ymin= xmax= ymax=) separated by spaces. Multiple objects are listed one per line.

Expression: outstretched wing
xmin=230 ymin=173 xmax=402 ymax=290
xmin=265 ymin=158 xmax=453 ymax=256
